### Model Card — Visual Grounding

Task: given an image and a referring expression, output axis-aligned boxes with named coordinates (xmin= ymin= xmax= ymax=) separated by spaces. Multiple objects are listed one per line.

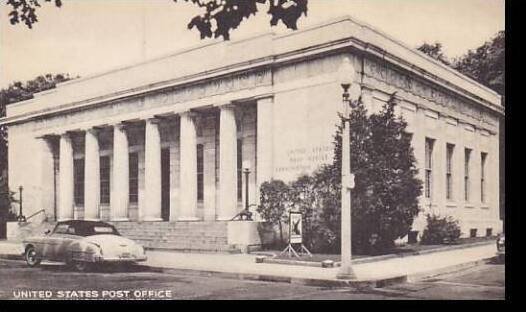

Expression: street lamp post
xmin=242 ymin=160 xmax=253 ymax=221
xmin=337 ymin=57 xmax=357 ymax=280
xmin=18 ymin=185 xmax=26 ymax=222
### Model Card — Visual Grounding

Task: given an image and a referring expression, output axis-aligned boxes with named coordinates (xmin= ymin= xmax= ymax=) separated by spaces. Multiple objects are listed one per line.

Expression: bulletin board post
xmin=279 ymin=211 xmax=312 ymax=258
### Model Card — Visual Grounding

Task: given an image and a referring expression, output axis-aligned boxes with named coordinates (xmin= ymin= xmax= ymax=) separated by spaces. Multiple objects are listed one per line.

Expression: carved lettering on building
xmin=275 ymin=145 xmax=333 ymax=175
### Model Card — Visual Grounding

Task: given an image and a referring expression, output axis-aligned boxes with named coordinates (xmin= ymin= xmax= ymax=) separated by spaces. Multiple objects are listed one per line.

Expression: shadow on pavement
xmin=38 ymin=263 xmax=155 ymax=274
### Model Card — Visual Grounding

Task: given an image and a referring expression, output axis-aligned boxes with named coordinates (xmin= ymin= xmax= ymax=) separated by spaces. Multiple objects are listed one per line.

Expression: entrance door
xmin=161 ymin=148 xmax=170 ymax=221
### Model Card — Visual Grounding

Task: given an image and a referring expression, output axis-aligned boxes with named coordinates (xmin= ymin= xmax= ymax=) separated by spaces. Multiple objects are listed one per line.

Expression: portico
xmin=40 ymin=101 xmax=260 ymax=223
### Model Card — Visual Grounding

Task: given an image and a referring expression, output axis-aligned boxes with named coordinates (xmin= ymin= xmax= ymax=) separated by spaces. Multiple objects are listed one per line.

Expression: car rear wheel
xmin=25 ymin=246 xmax=41 ymax=267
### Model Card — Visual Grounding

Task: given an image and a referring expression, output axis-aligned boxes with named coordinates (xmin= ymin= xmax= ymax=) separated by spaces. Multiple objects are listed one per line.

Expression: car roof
xmin=56 ymin=220 xmax=113 ymax=227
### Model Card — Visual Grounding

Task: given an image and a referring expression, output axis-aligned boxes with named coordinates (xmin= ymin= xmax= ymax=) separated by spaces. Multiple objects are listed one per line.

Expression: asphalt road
xmin=0 ymin=258 xmax=504 ymax=300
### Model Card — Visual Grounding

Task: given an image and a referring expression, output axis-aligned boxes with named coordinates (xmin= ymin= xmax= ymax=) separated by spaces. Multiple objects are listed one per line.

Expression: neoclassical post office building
xmin=1 ymin=16 xmax=503 ymax=251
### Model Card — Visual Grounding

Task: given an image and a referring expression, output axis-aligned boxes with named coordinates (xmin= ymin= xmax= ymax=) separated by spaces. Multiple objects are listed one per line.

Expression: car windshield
xmin=54 ymin=222 xmax=121 ymax=237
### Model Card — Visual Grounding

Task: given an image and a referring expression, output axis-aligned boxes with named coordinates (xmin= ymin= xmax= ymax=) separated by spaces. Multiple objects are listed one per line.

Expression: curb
xmin=406 ymin=256 xmax=497 ymax=282
xmin=146 ymin=265 xmax=408 ymax=288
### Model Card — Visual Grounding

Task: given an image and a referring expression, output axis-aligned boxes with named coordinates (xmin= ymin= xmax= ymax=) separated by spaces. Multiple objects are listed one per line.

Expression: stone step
xmin=112 ymin=221 xmax=230 ymax=252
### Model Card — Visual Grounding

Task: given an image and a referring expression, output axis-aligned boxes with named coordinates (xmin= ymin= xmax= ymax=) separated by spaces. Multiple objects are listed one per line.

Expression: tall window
xmin=100 ymin=156 xmax=110 ymax=204
xmin=237 ymin=138 xmax=243 ymax=201
xmin=464 ymin=148 xmax=472 ymax=202
xmin=424 ymin=138 xmax=435 ymax=199
xmin=481 ymin=152 xmax=487 ymax=203
xmin=446 ymin=144 xmax=455 ymax=200
xmin=197 ymin=144 xmax=204 ymax=201
xmin=73 ymin=158 xmax=85 ymax=206
xmin=129 ymin=152 xmax=139 ymax=204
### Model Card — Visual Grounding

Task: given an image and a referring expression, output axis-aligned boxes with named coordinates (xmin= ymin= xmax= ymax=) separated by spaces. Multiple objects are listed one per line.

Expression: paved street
xmin=0 ymin=258 xmax=504 ymax=300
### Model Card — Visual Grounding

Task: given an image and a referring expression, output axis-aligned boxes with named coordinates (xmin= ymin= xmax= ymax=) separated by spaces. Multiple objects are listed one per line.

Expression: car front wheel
xmin=25 ymin=246 xmax=41 ymax=267
xmin=73 ymin=261 xmax=93 ymax=272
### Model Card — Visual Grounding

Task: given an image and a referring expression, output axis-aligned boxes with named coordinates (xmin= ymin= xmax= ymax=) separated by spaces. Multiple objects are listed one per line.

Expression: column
xmin=84 ymin=129 xmax=100 ymax=220
xmin=218 ymin=105 xmax=238 ymax=220
xmin=256 ymin=96 xmax=274 ymax=203
xmin=178 ymin=112 xmax=199 ymax=220
xmin=143 ymin=118 xmax=162 ymax=221
xmin=39 ymin=137 xmax=56 ymax=220
xmin=58 ymin=133 xmax=74 ymax=221
xmin=111 ymin=123 xmax=129 ymax=221
xmin=412 ymin=106 xmax=427 ymax=232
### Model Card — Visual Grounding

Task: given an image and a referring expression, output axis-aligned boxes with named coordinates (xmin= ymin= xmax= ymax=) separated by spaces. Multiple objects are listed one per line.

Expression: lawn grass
xmin=266 ymin=235 xmax=497 ymax=263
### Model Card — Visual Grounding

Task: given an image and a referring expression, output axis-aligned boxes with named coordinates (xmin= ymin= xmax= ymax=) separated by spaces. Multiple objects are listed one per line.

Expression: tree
xmin=417 ymin=42 xmax=451 ymax=66
xmin=333 ymin=94 xmax=422 ymax=251
xmin=5 ymin=0 xmax=308 ymax=40
xmin=0 ymin=73 xmax=72 ymax=222
xmin=454 ymin=31 xmax=504 ymax=96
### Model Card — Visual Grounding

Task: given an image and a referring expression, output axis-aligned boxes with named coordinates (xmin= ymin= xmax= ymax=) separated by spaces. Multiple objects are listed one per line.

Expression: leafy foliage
xmin=164 ymin=0 xmax=309 ymax=40
xmin=6 ymin=0 xmax=62 ymax=29
xmin=454 ymin=31 xmax=505 ymax=96
xmin=417 ymin=32 xmax=505 ymax=97
xmin=417 ymin=42 xmax=451 ymax=66
xmin=5 ymin=0 xmax=308 ymax=40
xmin=420 ymin=214 xmax=462 ymax=245
xmin=257 ymin=180 xmax=290 ymax=244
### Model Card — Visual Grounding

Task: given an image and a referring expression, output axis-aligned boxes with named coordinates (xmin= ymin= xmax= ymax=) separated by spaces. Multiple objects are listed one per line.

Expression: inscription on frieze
xmin=143 ymin=69 xmax=270 ymax=109
xmin=363 ymin=58 xmax=492 ymax=123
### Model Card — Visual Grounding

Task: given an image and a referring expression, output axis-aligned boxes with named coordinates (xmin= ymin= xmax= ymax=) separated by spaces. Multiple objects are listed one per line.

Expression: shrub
xmin=257 ymin=180 xmax=290 ymax=246
xmin=421 ymin=214 xmax=462 ymax=245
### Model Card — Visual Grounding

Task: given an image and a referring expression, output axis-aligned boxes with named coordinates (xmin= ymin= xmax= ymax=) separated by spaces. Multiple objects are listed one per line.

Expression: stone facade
xmin=1 ymin=16 xmax=503 ymax=246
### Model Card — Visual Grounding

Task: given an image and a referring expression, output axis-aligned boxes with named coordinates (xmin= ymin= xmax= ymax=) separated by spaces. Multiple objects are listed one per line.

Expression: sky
xmin=0 ymin=0 xmax=505 ymax=89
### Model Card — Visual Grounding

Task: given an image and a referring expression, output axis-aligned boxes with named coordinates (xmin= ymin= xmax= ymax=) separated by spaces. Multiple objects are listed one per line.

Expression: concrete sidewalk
xmin=0 ymin=240 xmax=497 ymax=287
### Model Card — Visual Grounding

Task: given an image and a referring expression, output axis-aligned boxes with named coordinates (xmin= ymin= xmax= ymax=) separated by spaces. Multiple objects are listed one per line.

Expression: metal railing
xmin=25 ymin=209 xmax=46 ymax=222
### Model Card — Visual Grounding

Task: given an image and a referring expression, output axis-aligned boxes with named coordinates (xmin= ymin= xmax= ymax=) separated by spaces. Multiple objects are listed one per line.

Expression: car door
xmin=42 ymin=224 xmax=69 ymax=260
xmin=53 ymin=224 xmax=79 ymax=262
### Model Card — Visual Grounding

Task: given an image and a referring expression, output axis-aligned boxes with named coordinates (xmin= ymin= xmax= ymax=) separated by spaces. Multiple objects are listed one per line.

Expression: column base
xmin=336 ymin=265 xmax=357 ymax=280
xmin=177 ymin=216 xmax=200 ymax=221
xmin=141 ymin=217 xmax=163 ymax=222
xmin=57 ymin=218 xmax=73 ymax=222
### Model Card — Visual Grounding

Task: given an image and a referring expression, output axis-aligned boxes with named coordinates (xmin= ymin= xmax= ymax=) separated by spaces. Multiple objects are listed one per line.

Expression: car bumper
xmin=95 ymin=255 xmax=147 ymax=263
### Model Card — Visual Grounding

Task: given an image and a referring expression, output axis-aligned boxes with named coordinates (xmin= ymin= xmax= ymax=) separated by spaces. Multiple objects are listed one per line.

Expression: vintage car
xmin=23 ymin=220 xmax=147 ymax=271
xmin=496 ymin=233 xmax=505 ymax=262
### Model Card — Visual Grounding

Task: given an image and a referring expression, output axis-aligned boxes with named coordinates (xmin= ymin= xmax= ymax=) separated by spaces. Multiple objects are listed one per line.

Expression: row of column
xmin=55 ymin=99 xmax=274 ymax=222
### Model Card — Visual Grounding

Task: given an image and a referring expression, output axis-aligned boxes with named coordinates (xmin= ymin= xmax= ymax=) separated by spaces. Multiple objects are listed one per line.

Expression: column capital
xmin=213 ymin=101 xmax=235 ymax=109
xmin=84 ymin=127 xmax=100 ymax=135
xmin=143 ymin=116 xmax=162 ymax=124
xmin=112 ymin=122 xmax=128 ymax=131
xmin=179 ymin=110 xmax=200 ymax=119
